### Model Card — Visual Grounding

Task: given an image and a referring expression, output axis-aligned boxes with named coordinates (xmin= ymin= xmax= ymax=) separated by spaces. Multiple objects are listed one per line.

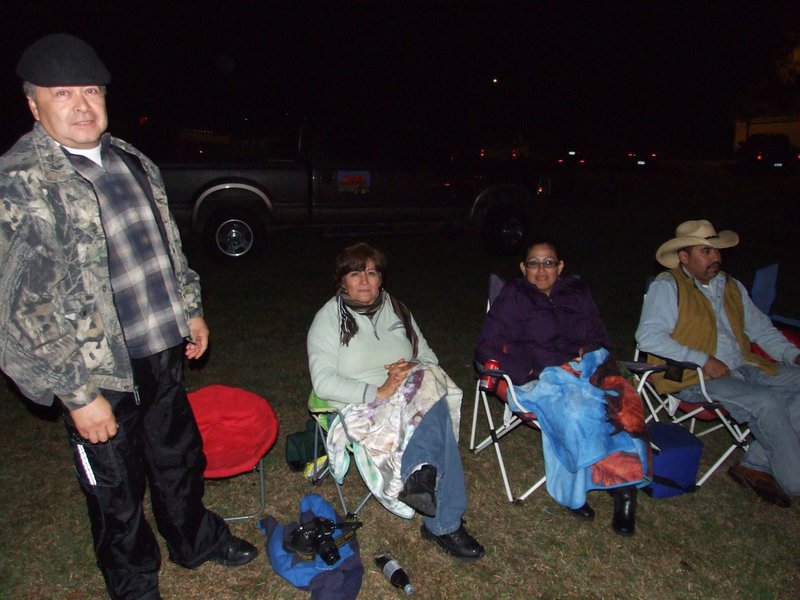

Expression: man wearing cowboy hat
xmin=636 ymin=219 xmax=800 ymax=507
xmin=0 ymin=34 xmax=257 ymax=598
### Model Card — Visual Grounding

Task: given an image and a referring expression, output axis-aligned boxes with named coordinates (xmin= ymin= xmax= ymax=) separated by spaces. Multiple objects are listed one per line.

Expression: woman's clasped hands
xmin=376 ymin=358 xmax=416 ymax=400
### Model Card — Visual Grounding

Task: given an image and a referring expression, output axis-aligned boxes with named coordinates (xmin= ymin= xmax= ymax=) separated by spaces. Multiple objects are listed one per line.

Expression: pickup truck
xmin=156 ymin=122 xmax=550 ymax=260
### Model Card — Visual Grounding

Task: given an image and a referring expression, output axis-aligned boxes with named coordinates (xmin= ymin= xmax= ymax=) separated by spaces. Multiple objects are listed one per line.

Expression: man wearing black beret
xmin=0 ymin=33 xmax=257 ymax=599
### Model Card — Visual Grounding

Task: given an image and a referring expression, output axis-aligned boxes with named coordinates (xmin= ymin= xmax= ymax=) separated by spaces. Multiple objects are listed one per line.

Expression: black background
xmin=1 ymin=2 xmax=798 ymax=158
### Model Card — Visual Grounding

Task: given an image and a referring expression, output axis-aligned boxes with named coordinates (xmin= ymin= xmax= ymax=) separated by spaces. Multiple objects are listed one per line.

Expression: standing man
xmin=636 ymin=219 xmax=800 ymax=508
xmin=0 ymin=34 xmax=257 ymax=599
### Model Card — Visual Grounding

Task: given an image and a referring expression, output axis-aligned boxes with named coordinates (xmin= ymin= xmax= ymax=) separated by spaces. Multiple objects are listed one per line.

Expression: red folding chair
xmin=189 ymin=385 xmax=279 ymax=521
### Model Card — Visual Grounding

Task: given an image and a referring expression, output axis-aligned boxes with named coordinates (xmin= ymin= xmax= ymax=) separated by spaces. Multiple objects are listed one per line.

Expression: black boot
xmin=610 ymin=486 xmax=637 ymax=537
xmin=399 ymin=464 xmax=437 ymax=517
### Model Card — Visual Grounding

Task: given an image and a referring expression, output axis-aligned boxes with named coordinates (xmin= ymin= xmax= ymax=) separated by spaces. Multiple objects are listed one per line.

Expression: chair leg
xmin=469 ymin=381 xmax=482 ymax=451
xmin=471 ymin=387 xmax=546 ymax=503
xmin=221 ymin=456 xmax=268 ymax=522
xmin=329 ymin=464 xmax=372 ymax=520
xmin=695 ymin=424 xmax=750 ymax=487
xmin=637 ymin=379 xmax=664 ymax=424
xmin=310 ymin=414 xmax=373 ymax=519
xmin=515 ymin=474 xmax=547 ymax=503
xmin=472 ymin=380 xmax=522 ymax=452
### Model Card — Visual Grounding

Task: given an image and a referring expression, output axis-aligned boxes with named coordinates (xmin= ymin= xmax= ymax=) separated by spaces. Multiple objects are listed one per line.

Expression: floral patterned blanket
xmin=326 ymin=362 xmax=462 ymax=518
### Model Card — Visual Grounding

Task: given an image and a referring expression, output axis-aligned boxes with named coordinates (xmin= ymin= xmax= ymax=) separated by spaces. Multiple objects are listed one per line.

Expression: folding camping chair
xmin=469 ymin=274 xmax=547 ymax=503
xmin=188 ymin=385 xmax=279 ymax=521
xmin=471 ymin=360 xmax=547 ymax=503
xmin=633 ymin=268 xmax=800 ymax=488
xmin=470 ymin=274 xmax=664 ymax=503
xmin=751 ymin=263 xmax=800 ymax=329
xmin=307 ymin=390 xmax=373 ymax=519
xmin=633 ymin=350 xmax=751 ymax=488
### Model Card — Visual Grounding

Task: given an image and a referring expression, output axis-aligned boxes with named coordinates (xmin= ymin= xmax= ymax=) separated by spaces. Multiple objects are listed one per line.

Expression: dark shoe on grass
xmin=569 ymin=501 xmax=595 ymax=521
xmin=421 ymin=523 xmax=485 ymax=560
xmin=728 ymin=463 xmax=791 ymax=508
xmin=610 ymin=486 xmax=637 ymax=537
xmin=208 ymin=536 xmax=258 ymax=567
xmin=399 ymin=464 xmax=437 ymax=517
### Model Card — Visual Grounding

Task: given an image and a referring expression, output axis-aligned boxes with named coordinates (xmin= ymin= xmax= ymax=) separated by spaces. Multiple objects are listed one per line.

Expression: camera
xmin=285 ymin=516 xmax=362 ymax=565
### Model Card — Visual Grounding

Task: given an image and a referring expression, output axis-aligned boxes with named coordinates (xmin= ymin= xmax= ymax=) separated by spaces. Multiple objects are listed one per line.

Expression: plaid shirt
xmin=67 ymin=142 xmax=187 ymax=358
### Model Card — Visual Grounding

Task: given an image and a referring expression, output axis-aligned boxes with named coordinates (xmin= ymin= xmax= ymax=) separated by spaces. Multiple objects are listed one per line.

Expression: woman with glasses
xmin=475 ymin=239 xmax=646 ymax=536
xmin=476 ymin=239 xmax=609 ymax=384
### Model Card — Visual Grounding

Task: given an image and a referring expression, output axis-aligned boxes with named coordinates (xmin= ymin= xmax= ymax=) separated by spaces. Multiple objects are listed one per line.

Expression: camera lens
xmin=315 ymin=536 xmax=341 ymax=565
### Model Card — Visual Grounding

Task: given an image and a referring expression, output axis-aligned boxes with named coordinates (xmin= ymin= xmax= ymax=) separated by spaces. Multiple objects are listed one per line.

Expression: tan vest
xmin=648 ymin=268 xmax=776 ymax=394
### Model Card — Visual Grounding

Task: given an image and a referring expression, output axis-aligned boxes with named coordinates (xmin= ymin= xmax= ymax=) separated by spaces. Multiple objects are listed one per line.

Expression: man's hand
xmin=186 ymin=317 xmax=210 ymax=360
xmin=702 ymin=356 xmax=730 ymax=380
xmin=71 ymin=395 xmax=117 ymax=443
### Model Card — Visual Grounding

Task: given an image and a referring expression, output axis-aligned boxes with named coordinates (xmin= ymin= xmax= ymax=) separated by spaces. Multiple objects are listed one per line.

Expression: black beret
xmin=16 ymin=33 xmax=110 ymax=86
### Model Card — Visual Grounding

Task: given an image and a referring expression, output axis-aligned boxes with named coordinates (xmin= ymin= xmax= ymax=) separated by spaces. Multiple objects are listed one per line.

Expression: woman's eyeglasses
xmin=524 ymin=259 xmax=559 ymax=270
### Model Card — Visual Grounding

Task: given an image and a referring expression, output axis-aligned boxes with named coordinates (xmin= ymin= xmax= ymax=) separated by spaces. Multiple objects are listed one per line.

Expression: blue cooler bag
xmin=646 ymin=422 xmax=703 ymax=498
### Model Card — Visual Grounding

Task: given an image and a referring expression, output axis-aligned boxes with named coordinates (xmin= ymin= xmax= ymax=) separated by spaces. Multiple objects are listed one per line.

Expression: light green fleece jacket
xmin=307 ymin=293 xmax=438 ymax=411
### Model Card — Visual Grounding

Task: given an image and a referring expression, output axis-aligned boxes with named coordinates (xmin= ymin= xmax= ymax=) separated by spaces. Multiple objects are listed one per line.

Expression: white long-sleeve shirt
xmin=636 ymin=268 xmax=800 ymax=368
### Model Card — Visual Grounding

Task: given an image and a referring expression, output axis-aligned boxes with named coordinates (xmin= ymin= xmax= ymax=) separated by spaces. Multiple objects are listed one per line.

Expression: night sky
xmin=1 ymin=2 xmax=798 ymax=157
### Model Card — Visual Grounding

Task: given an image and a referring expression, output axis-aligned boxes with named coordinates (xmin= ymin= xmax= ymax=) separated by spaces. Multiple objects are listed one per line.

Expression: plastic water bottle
xmin=375 ymin=553 xmax=415 ymax=595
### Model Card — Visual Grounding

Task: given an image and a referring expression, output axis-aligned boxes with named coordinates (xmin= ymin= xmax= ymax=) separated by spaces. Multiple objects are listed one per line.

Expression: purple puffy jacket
xmin=475 ymin=275 xmax=610 ymax=384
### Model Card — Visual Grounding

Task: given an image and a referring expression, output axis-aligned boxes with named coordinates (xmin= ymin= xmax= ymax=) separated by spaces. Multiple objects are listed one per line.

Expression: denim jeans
xmin=400 ymin=397 xmax=467 ymax=535
xmin=677 ymin=363 xmax=800 ymax=496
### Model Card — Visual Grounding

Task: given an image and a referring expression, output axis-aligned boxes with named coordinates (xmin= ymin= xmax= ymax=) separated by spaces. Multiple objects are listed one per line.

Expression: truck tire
xmin=481 ymin=206 xmax=530 ymax=256
xmin=203 ymin=208 xmax=264 ymax=261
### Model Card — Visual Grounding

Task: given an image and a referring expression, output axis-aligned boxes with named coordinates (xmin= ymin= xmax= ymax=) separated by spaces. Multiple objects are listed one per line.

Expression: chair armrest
xmin=617 ymin=360 xmax=668 ymax=376
xmin=309 ymin=405 xmax=340 ymax=415
xmin=640 ymin=352 xmax=701 ymax=371
xmin=473 ymin=359 xmax=509 ymax=379
xmin=636 ymin=352 xmax=718 ymax=403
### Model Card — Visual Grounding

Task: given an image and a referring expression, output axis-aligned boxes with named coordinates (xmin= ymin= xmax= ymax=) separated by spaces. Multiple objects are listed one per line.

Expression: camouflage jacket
xmin=0 ymin=123 xmax=203 ymax=410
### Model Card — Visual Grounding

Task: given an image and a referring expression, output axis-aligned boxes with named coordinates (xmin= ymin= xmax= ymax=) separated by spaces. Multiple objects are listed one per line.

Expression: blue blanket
xmin=510 ymin=348 xmax=650 ymax=509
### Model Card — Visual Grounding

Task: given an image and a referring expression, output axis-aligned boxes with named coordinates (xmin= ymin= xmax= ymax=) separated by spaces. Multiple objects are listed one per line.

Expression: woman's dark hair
xmin=335 ymin=242 xmax=387 ymax=283
xmin=523 ymin=237 xmax=560 ymax=260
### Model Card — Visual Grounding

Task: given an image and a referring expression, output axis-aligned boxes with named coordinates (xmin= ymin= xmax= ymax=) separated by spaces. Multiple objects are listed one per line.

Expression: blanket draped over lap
xmin=326 ymin=362 xmax=462 ymax=518
xmin=509 ymin=348 xmax=651 ymax=509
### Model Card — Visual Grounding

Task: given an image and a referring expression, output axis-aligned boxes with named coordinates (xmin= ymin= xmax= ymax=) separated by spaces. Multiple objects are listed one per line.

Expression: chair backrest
xmin=487 ymin=273 xmax=506 ymax=311
xmin=751 ymin=263 xmax=778 ymax=315
xmin=308 ymin=389 xmax=333 ymax=430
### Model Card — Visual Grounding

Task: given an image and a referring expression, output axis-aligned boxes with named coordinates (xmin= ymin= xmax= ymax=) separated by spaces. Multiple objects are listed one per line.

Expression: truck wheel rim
xmin=501 ymin=217 xmax=524 ymax=247
xmin=215 ymin=219 xmax=254 ymax=257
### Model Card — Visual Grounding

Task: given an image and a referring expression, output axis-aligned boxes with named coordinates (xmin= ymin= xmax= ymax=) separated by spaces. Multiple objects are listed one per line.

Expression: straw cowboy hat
xmin=656 ymin=219 xmax=739 ymax=268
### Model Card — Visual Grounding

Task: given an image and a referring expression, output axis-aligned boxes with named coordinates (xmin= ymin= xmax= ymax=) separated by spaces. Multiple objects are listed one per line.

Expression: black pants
xmin=63 ymin=346 xmax=229 ymax=600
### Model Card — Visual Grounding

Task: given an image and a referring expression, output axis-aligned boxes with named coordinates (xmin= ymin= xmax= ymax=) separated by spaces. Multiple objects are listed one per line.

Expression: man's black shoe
xmin=421 ymin=523 xmax=485 ymax=560
xmin=399 ymin=464 xmax=437 ymax=517
xmin=208 ymin=536 xmax=258 ymax=567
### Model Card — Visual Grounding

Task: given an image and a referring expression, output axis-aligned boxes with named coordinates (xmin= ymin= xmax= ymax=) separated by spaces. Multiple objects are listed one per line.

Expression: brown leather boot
xmin=728 ymin=463 xmax=791 ymax=508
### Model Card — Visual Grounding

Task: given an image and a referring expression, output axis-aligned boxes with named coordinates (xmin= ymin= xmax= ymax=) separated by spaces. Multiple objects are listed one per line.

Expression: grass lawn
xmin=1 ymin=162 xmax=798 ymax=598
